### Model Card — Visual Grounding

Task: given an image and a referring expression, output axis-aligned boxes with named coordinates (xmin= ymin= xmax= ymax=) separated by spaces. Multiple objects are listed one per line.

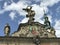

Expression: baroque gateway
xmin=0 ymin=6 xmax=60 ymax=45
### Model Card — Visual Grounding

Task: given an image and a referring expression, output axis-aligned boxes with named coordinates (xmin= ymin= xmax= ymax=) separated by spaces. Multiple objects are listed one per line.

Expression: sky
xmin=0 ymin=0 xmax=60 ymax=37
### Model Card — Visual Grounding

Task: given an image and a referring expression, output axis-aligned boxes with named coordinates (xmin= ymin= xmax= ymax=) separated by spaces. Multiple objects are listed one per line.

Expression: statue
xmin=23 ymin=6 xmax=35 ymax=23
xmin=4 ymin=23 xmax=10 ymax=36
xmin=43 ymin=10 xmax=51 ymax=29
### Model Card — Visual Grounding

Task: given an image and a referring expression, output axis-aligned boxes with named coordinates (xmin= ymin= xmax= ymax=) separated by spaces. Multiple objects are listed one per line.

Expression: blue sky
xmin=0 ymin=0 xmax=60 ymax=37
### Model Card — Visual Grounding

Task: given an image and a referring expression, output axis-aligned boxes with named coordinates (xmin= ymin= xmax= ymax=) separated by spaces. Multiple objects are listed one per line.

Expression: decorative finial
xmin=4 ymin=23 xmax=10 ymax=36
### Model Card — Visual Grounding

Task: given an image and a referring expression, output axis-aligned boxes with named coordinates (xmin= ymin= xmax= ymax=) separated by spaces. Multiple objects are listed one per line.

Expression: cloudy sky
xmin=0 ymin=0 xmax=60 ymax=37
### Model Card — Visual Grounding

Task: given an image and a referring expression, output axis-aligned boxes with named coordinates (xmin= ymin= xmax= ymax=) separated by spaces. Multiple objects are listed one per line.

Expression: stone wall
xmin=0 ymin=37 xmax=60 ymax=45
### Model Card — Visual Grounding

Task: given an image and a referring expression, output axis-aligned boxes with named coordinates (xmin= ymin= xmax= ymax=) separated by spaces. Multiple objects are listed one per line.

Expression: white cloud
xmin=18 ymin=18 xmax=29 ymax=24
xmin=40 ymin=0 xmax=60 ymax=7
xmin=56 ymin=30 xmax=60 ymax=37
xmin=56 ymin=6 xmax=60 ymax=15
xmin=54 ymin=20 xmax=60 ymax=37
xmin=1 ymin=1 xmax=28 ymax=15
xmin=32 ymin=4 xmax=44 ymax=24
xmin=9 ymin=12 xmax=16 ymax=20
xmin=32 ymin=4 xmax=44 ymax=18
xmin=0 ymin=0 xmax=29 ymax=20
xmin=3 ymin=2 xmax=8 ymax=8
xmin=54 ymin=20 xmax=60 ymax=30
